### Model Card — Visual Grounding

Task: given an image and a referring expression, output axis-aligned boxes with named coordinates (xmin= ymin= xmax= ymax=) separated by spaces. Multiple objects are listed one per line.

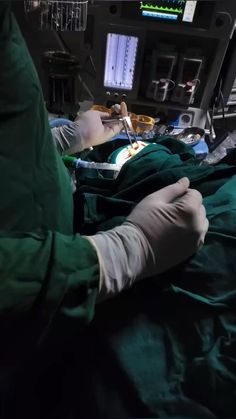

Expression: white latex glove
xmin=52 ymin=110 xmax=123 ymax=155
xmin=86 ymin=178 xmax=209 ymax=301
xmin=74 ymin=110 xmax=123 ymax=148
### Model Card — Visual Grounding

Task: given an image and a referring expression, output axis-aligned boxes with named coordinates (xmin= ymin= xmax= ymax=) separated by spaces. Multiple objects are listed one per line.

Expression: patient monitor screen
xmin=122 ymin=1 xmax=213 ymax=29
xmin=104 ymin=34 xmax=138 ymax=90
xmin=140 ymin=1 xmax=197 ymax=23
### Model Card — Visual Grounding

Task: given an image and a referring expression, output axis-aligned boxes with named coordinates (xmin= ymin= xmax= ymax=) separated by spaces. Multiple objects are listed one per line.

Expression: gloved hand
xmin=74 ymin=110 xmax=123 ymax=149
xmin=51 ymin=109 xmax=123 ymax=155
xmin=86 ymin=178 xmax=209 ymax=301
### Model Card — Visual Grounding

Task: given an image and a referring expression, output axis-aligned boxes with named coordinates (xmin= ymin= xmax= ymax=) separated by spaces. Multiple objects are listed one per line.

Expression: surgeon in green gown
xmin=0 ymin=0 xmax=208 ymax=384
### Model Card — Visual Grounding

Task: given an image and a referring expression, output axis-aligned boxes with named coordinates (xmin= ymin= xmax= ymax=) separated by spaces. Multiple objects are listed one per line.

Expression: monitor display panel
xmin=104 ymin=33 xmax=138 ymax=90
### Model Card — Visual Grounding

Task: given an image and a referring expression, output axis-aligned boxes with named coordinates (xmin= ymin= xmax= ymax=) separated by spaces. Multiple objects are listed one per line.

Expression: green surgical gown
xmin=0 ymin=2 xmax=99 ymax=355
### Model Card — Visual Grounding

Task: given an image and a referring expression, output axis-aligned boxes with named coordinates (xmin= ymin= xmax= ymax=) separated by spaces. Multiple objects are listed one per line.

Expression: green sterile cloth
xmin=0 ymin=0 xmax=99 ymax=375
xmin=66 ymin=139 xmax=236 ymax=418
xmin=76 ymin=139 xmax=236 ymax=233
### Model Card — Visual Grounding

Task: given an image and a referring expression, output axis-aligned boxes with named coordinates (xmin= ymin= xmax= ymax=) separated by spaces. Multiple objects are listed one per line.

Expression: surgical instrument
xmin=102 ymin=116 xmax=137 ymax=148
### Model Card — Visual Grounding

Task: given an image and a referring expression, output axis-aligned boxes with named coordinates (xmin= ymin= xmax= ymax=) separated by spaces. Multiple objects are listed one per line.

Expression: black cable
xmin=216 ymin=78 xmax=223 ymax=108
xmin=220 ymin=90 xmax=227 ymax=129
xmin=53 ymin=31 xmax=71 ymax=54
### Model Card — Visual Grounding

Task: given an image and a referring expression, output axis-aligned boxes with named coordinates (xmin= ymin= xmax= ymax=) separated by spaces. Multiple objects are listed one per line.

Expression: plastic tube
xmin=62 ymin=156 xmax=121 ymax=172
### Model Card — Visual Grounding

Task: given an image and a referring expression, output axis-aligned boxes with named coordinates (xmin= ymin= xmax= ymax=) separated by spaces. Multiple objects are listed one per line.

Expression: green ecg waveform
xmin=140 ymin=2 xmax=183 ymax=14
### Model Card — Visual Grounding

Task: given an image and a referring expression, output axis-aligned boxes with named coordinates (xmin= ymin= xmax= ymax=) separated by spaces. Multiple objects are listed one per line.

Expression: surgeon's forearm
xmin=52 ymin=123 xmax=85 ymax=155
xmin=86 ymin=224 xmax=150 ymax=302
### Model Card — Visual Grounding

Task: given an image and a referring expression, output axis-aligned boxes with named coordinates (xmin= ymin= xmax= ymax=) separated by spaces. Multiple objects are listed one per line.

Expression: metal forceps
xmin=122 ymin=116 xmax=137 ymax=149
xmin=103 ymin=115 xmax=137 ymax=148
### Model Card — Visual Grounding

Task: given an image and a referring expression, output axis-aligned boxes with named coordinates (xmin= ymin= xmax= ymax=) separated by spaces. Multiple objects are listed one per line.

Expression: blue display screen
xmin=142 ymin=10 xmax=178 ymax=20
